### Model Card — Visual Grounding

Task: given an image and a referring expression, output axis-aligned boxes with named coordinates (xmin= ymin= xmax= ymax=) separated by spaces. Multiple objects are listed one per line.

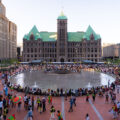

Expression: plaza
xmin=0 ymin=0 xmax=120 ymax=120
xmin=0 ymin=64 xmax=120 ymax=120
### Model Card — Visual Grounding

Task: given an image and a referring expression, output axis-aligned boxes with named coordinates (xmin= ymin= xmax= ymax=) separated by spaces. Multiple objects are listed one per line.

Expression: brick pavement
xmin=0 ymin=81 xmax=120 ymax=120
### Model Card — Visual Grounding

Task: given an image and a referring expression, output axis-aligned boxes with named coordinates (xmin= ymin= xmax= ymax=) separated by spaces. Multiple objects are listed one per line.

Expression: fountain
xmin=32 ymin=82 xmax=38 ymax=88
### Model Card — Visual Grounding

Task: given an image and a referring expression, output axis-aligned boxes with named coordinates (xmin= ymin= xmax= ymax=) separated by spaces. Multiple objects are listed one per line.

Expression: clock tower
xmin=57 ymin=12 xmax=68 ymax=62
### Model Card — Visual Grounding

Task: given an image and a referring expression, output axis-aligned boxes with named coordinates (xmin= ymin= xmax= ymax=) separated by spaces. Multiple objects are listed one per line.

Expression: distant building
xmin=17 ymin=47 xmax=21 ymax=61
xmin=117 ymin=44 xmax=120 ymax=59
xmin=23 ymin=12 xmax=101 ymax=62
xmin=0 ymin=0 xmax=17 ymax=61
xmin=103 ymin=44 xmax=119 ymax=59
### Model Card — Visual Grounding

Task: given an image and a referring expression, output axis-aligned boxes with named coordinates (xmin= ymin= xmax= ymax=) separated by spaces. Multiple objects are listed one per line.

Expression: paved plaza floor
xmin=1 ymin=81 xmax=120 ymax=120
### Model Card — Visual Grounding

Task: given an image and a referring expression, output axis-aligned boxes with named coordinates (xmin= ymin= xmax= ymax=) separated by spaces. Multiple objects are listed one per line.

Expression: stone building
xmin=103 ymin=44 xmax=119 ymax=59
xmin=23 ymin=12 xmax=101 ymax=62
xmin=0 ymin=0 xmax=17 ymax=61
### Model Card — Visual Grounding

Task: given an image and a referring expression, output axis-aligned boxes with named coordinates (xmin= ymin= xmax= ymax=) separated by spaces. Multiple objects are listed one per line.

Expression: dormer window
xmin=90 ymin=34 xmax=94 ymax=40
xmin=30 ymin=33 xmax=34 ymax=40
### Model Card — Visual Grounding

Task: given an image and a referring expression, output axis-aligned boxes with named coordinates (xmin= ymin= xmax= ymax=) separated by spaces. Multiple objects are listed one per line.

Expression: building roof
xmin=83 ymin=25 xmax=101 ymax=40
xmin=39 ymin=32 xmax=57 ymax=42
xmin=23 ymin=25 xmax=42 ymax=40
xmin=23 ymin=25 xmax=100 ymax=42
xmin=57 ymin=11 xmax=67 ymax=20
xmin=68 ymin=32 xmax=84 ymax=42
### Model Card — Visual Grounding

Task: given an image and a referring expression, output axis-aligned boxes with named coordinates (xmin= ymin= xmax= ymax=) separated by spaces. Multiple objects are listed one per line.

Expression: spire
xmin=60 ymin=11 xmax=64 ymax=16
xmin=57 ymin=11 xmax=67 ymax=20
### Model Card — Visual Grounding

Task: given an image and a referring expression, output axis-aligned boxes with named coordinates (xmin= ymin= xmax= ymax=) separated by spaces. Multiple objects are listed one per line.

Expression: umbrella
xmin=13 ymin=96 xmax=22 ymax=103
xmin=7 ymin=114 xmax=16 ymax=120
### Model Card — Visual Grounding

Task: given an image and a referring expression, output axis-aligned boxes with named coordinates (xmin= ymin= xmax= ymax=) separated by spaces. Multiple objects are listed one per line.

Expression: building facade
xmin=0 ymin=0 xmax=17 ymax=61
xmin=23 ymin=13 xmax=101 ymax=62
xmin=103 ymin=44 xmax=119 ymax=59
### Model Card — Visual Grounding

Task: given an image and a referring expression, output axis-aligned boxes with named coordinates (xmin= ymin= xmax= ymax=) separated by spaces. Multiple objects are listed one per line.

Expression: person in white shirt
xmin=86 ymin=113 xmax=90 ymax=120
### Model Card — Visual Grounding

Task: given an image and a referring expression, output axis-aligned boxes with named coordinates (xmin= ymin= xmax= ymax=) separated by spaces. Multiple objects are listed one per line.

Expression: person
xmin=17 ymin=101 xmax=22 ymax=112
xmin=86 ymin=92 xmax=89 ymax=102
xmin=48 ymin=95 xmax=52 ymax=104
xmin=65 ymin=90 xmax=67 ymax=101
xmin=50 ymin=105 xmax=56 ymax=119
xmin=72 ymin=96 xmax=76 ymax=106
xmin=27 ymin=108 xmax=33 ymax=120
xmin=42 ymin=97 xmax=46 ymax=112
xmin=24 ymin=95 xmax=27 ymax=109
xmin=0 ymin=100 xmax=3 ymax=115
xmin=32 ymin=96 xmax=34 ymax=111
xmin=105 ymin=93 xmax=109 ymax=103
xmin=92 ymin=92 xmax=95 ymax=102
xmin=3 ymin=106 xmax=7 ymax=120
xmin=38 ymin=100 xmax=42 ymax=114
xmin=85 ymin=113 xmax=90 ymax=120
xmin=5 ymin=87 xmax=8 ymax=96
xmin=37 ymin=97 xmax=40 ymax=110
xmin=57 ymin=110 xmax=63 ymax=120
xmin=68 ymin=97 xmax=73 ymax=112
xmin=112 ymin=103 xmax=118 ymax=119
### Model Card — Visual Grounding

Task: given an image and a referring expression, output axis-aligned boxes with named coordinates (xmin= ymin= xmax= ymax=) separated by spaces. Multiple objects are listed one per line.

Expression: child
xmin=48 ymin=95 xmax=52 ymax=104
xmin=57 ymin=110 xmax=63 ymax=120
xmin=50 ymin=106 xmax=55 ymax=119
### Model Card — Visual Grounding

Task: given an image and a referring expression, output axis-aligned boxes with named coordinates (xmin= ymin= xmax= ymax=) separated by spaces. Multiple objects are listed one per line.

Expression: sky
xmin=2 ymin=0 xmax=120 ymax=46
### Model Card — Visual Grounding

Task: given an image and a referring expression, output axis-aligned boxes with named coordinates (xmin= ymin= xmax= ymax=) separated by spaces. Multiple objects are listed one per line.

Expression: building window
xmin=95 ymin=48 xmax=97 ymax=52
xmin=88 ymin=48 xmax=90 ymax=52
xmin=91 ymin=54 xmax=93 ymax=57
xmin=31 ymin=48 xmax=33 ymax=53
xmin=95 ymin=54 xmax=97 ymax=57
xmin=35 ymin=54 xmax=37 ymax=57
xmin=91 ymin=48 xmax=93 ymax=52
xmin=27 ymin=48 xmax=29 ymax=53
xmin=27 ymin=55 xmax=29 ymax=57
xmin=31 ymin=55 xmax=33 ymax=57
xmin=35 ymin=48 xmax=37 ymax=52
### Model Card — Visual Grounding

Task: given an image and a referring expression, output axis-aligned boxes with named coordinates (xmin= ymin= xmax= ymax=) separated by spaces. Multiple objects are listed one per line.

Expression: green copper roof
xmin=68 ymin=32 xmax=84 ymax=42
xmin=40 ymin=32 xmax=57 ymax=42
xmin=57 ymin=11 xmax=67 ymax=20
xmin=29 ymin=25 xmax=39 ymax=35
xmin=23 ymin=25 xmax=42 ymax=40
xmin=83 ymin=25 xmax=101 ymax=40
xmin=23 ymin=25 xmax=100 ymax=42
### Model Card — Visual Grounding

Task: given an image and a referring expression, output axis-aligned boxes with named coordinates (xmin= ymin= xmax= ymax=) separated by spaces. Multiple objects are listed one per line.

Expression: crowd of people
xmin=0 ymin=63 xmax=120 ymax=119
